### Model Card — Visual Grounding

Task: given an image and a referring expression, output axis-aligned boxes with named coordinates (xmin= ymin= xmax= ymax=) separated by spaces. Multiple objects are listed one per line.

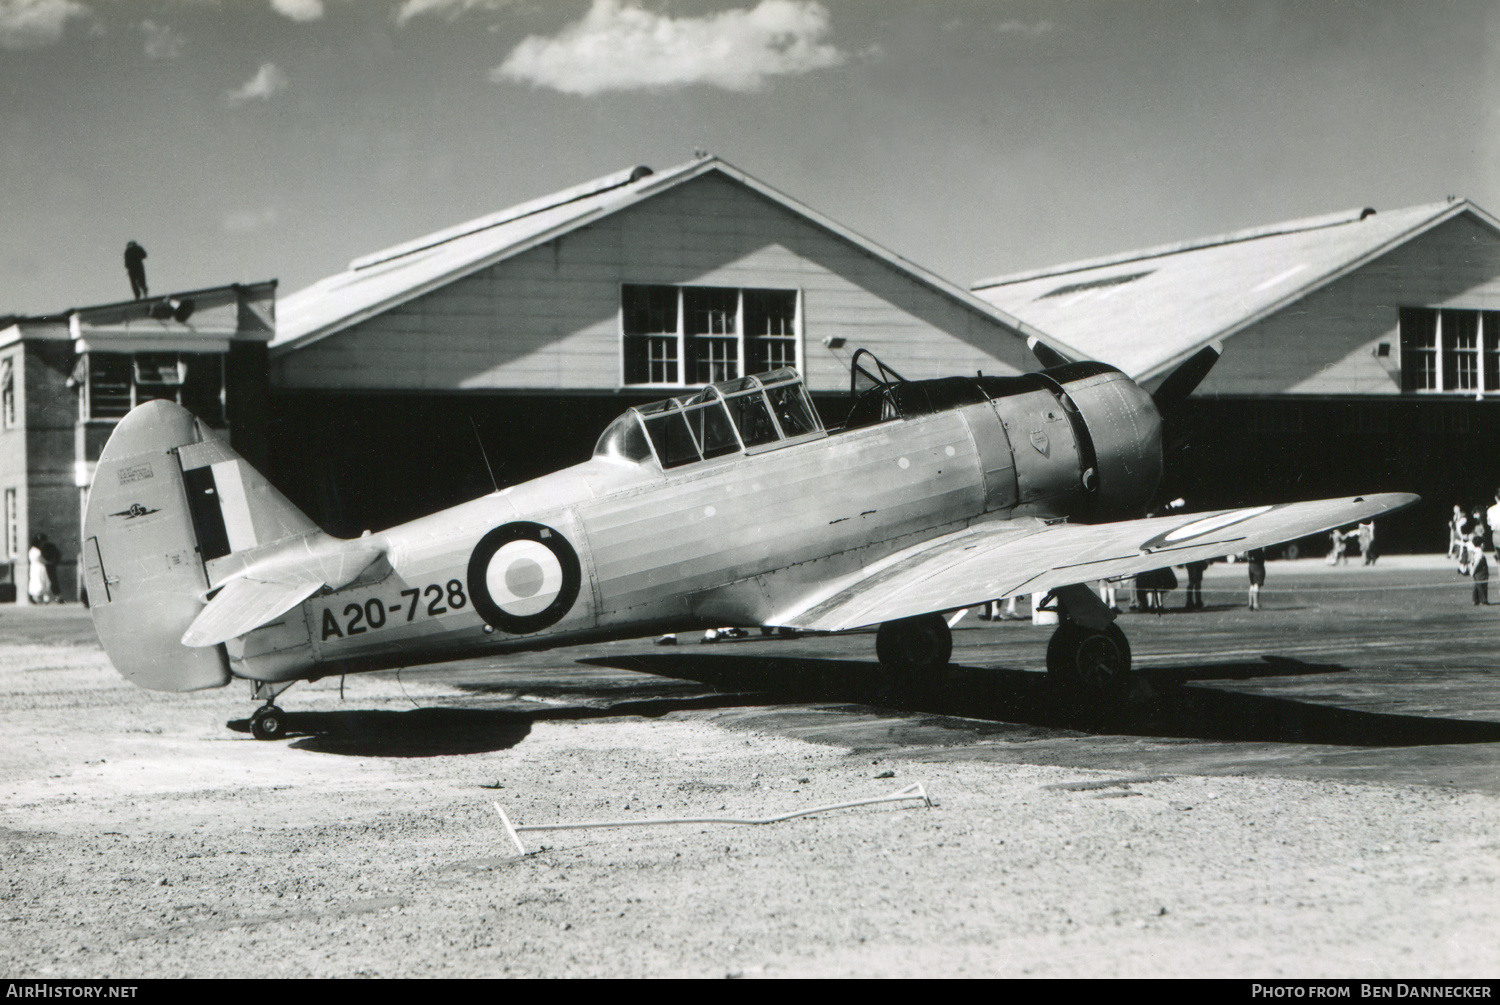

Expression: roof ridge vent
xmin=349 ymin=164 xmax=655 ymax=272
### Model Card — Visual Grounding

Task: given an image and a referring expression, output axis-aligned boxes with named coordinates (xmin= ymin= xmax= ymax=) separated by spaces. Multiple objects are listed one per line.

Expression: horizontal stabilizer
xmin=182 ymin=538 xmax=385 ymax=647
xmin=181 ymin=576 xmax=325 ymax=648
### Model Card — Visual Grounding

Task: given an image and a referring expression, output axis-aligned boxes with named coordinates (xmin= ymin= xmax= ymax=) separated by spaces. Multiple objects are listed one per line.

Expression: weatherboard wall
xmin=1201 ymin=213 xmax=1500 ymax=396
xmin=270 ymin=172 xmax=1032 ymax=394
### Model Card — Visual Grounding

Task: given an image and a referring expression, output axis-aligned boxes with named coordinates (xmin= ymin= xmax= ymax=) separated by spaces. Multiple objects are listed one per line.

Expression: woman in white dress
xmin=27 ymin=536 xmax=54 ymax=604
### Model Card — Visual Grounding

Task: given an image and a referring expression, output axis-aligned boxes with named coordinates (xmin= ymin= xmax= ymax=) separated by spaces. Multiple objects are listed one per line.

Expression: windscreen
xmin=592 ymin=413 xmax=652 ymax=463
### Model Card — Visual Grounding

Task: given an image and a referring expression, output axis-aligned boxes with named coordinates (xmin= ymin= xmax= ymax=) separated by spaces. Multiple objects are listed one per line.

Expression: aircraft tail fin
xmin=82 ymin=400 xmax=323 ymax=692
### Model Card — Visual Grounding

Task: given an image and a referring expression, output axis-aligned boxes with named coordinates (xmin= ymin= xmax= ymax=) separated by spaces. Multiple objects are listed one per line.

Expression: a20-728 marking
xmin=320 ymin=580 xmax=467 ymax=641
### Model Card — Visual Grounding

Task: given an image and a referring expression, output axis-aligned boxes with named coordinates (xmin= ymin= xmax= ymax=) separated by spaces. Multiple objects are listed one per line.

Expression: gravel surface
xmin=2 ymin=616 xmax=1499 ymax=978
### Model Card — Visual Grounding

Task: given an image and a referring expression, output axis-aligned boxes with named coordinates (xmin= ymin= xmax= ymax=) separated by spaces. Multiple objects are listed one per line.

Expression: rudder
xmin=82 ymin=400 xmax=318 ymax=692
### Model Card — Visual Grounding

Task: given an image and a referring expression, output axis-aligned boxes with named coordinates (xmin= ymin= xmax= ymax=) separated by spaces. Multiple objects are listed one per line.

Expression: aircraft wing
xmin=774 ymin=493 xmax=1418 ymax=633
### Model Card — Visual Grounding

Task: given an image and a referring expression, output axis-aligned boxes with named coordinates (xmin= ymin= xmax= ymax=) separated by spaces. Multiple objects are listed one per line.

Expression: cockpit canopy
xmin=593 ymin=368 xmax=826 ymax=469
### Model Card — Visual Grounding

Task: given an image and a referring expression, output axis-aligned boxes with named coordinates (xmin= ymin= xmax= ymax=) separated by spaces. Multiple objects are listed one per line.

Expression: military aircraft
xmin=81 ymin=345 xmax=1415 ymax=739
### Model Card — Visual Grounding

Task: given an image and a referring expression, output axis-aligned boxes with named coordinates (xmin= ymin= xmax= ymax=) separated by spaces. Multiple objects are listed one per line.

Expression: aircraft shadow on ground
xmin=227 ymin=692 xmax=771 ymax=757
xmin=578 ymin=652 xmax=1500 ymax=748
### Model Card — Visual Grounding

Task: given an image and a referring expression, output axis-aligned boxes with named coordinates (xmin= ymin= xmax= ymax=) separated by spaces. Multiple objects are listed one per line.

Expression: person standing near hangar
xmin=1246 ymin=548 xmax=1266 ymax=611
xmin=124 ymin=241 xmax=148 ymax=299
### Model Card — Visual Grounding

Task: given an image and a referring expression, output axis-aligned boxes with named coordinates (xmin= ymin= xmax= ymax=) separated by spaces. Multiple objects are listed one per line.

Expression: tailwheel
xmin=250 ymin=705 xmax=287 ymax=741
xmin=876 ymin=613 xmax=953 ymax=685
xmin=1046 ymin=622 xmax=1132 ymax=702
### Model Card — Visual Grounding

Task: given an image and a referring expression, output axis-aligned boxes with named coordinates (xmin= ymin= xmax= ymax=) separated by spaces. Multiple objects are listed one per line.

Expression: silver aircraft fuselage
xmin=228 ymin=365 xmax=1158 ymax=684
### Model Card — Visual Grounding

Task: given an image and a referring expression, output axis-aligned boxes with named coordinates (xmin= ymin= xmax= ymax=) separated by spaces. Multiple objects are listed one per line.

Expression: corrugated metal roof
xmin=272 ymin=157 xmax=1070 ymax=357
xmin=971 ymin=199 xmax=1500 ymax=380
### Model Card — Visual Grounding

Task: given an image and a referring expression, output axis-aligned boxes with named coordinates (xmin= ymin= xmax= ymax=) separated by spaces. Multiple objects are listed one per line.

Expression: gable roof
xmin=971 ymin=199 xmax=1500 ymax=381
xmin=272 ymin=156 xmax=1069 ymax=358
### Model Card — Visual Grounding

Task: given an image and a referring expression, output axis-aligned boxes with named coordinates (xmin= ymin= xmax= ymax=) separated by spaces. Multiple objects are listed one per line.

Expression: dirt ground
xmin=3 ymin=569 xmax=1500 ymax=979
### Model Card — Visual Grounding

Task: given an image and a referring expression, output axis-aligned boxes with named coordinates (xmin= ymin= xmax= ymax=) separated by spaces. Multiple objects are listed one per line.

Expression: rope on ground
xmin=494 ymin=782 xmax=932 ymax=856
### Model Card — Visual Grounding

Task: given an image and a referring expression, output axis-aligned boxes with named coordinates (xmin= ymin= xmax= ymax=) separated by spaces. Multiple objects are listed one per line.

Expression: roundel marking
xmin=467 ymin=522 xmax=581 ymax=634
xmin=1139 ymin=505 xmax=1275 ymax=553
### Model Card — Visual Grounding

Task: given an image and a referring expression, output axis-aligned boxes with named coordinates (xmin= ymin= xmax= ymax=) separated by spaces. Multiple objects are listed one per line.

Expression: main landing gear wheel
xmin=1046 ymin=622 xmax=1132 ymax=702
xmin=876 ymin=613 xmax=953 ymax=686
xmin=250 ymin=705 xmax=286 ymax=741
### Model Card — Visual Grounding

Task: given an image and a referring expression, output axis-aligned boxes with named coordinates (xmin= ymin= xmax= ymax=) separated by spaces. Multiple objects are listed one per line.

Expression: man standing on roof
xmin=124 ymin=241 xmax=148 ymax=300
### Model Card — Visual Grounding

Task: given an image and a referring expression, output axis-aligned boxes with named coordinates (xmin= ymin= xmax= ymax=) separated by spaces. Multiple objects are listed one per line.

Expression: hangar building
xmin=0 ymin=284 xmax=275 ymax=601
xmin=972 ymin=199 xmax=1500 ymax=550
xmin=268 ymin=157 xmax=1056 ymax=535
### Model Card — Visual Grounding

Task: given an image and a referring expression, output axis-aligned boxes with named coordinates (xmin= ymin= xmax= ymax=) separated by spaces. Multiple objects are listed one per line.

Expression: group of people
xmin=1450 ymin=497 xmax=1500 ymax=606
xmin=1085 ymin=551 xmax=1262 ymax=615
xmin=1326 ymin=521 xmax=1377 ymax=566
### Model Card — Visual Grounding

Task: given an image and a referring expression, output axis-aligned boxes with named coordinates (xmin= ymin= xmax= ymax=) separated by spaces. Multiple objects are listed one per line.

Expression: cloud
xmin=494 ymin=0 xmax=846 ymax=95
xmin=140 ymin=19 xmax=184 ymax=59
xmin=0 ymin=0 xmax=90 ymax=50
xmin=226 ymin=62 xmax=288 ymax=105
xmin=222 ymin=208 xmax=280 ymax=235
xmin=395 ymin=0 xmax=512 ymax=25
xmin=993 ymin=19 xmax=1055 ymax=38
xmin=270 ymin=0 xmax=323 ymax=21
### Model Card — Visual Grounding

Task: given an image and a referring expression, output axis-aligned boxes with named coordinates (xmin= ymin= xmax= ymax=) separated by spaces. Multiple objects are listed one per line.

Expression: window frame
xmin=4 ymin=488 xmax=16 ymax=561
xmin=79 ymin=352 xmax=225 ymax=423
xmin=620 ymin=284 xmax=802 ymax=389
xmin=0 ymin=357 xmax=15 ymax=431
xmin=1401 ymin=307 xmax=1500 ymax=395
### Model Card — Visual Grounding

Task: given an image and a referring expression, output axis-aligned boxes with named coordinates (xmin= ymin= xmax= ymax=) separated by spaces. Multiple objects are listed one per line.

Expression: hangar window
xmin=622 ymin=285 xmax=800 ymax=387
xmin=79 ymin=352 xmax=225 ymax=424
xmin=622 ymin=285 xmax=679 ymax=384
xmin=685 ymin=287 xmax=739 ymax=384
xmin=3 ymin=488 xmax=14 ymax=560
xmin=746 ymin=290 xmax=798 ymax=373
xmin=1400 ymin=307 xmax=1500 ymax=394
xmin=0 ymin=358 xmax=14 ymax=430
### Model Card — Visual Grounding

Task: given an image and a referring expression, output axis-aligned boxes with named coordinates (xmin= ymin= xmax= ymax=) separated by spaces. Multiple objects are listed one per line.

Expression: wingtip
xmin=1350 ymin=492 xmax=1421 ymax=515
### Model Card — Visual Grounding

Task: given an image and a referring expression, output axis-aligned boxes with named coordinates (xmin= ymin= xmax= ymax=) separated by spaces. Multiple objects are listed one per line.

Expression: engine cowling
xmin=1035 ymin=362 xmax=1164 ymax=522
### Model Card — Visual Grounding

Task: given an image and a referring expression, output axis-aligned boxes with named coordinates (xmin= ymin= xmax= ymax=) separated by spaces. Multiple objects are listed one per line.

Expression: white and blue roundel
xmin=467 ymin=522 xmax=581 ymax=634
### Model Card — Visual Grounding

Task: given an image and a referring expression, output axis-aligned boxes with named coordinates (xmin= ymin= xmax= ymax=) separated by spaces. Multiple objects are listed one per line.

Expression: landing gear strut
xmin=1045 ymin=621 xmax=1132 ymax=700
xmin=876 ymin=613 xmax=953 ymax=685
xmin=248 ymin=680 xmax=296 ymax=741
xmin=250 ymin=705 xmax=286 ymax=741
xmin=1042 ymin=583 xmax=1144 ymax=718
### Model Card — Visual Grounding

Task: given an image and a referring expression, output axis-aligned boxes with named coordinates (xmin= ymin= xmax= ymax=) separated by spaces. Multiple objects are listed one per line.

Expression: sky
xmin=2 ymin=0 xmax=1498 ymax=317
